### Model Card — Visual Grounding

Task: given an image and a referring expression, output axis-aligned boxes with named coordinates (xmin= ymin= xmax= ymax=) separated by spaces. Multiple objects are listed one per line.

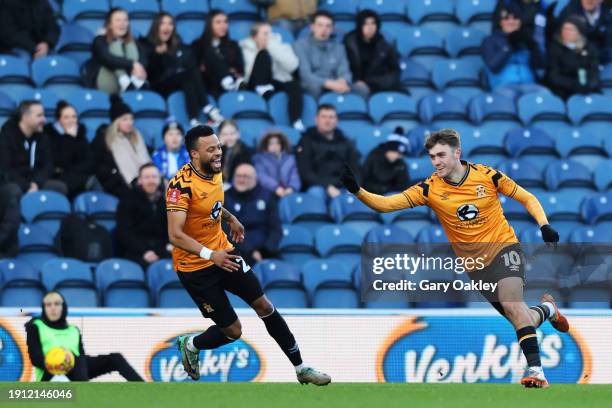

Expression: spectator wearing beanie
xmin=546 ymin=15 xmax=600 ymax=99
xmin=362 ymin=128 xmax=410 ymax=195
xmin=43 ymin=100 xmax=93 ymax=199
xmin=91 ymin=95 xmax=151 ymax=198
xmin=152 ymin=118 xmax=189 ymax=183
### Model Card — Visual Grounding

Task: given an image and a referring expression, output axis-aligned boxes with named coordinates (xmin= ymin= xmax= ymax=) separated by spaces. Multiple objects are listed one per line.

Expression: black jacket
xmin=43 ymin=123 xmax=93 ymax=197
xmin=343 ymin=31 xmax=401 ymax=92
xmin=224 ymin=184 xmax=281 ymax=265
xmin=191 ymin=36 xmax=244 ymax=97
xmin=362 ymin=146 xmax=410 ymax=195
xmin=296 ymin=127 xmax=361 ymax=190
xmin=116 ymin=187 xmax=169 ymax=265
xmin=558 ymin=0 xmax=612 ymax=63
xmin=0 ymin=183 xmax=20 ymax=258
xmin=139 ymin=37 xmax=198 ymax=88
xmin=546 ymin=40 xmax=600 ymax=99
xmin=0 ymin=0 xmax=60 ymax=54
xmin=91 ymin=124 xmax=130 ymax=199
xmin=85 ymin=35 xmax=147 ymax=88
xmin=0 ymin=118 xmax=53 ymax=191
xmin=221 ymin=141 xmax=254 ymax=184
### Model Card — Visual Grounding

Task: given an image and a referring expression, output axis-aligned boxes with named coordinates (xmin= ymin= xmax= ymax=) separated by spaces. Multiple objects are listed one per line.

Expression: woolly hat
xmin=162 ymin=116 xmax=184 ymax=136
xmin=382 ymin=126 xmax=410 ymax=155
xmin=109 ymin=94 xmax=133 ymax=122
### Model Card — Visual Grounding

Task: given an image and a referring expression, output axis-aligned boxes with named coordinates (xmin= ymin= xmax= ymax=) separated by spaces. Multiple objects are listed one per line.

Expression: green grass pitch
xmin=2 ymin=383 xmax=611 ymax=408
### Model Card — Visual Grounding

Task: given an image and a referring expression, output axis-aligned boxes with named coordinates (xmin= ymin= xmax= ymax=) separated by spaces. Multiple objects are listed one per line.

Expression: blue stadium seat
xmin=210 ymin=0 xmax=260 ymax=20
xmin=504 ymin=127 xmax=558 ymax=166
xmin=161 ymin=0 xmax=209 ymax=17
xmin=538 ymin=191 xmax=583 ymax=221
xmin=279 ymin=193 xmax=332 ymax=223
xmin=445 ymin=27 xmax=486 ymax=60
xmin=416 ymin=225 xmax=448 ymax=244
xmin=302 ymin=259 xmax=358 ymax=308
xmin=460 ymin=127 xmax=505 ymax=157
xmin=468 ymin=93 xmax=518 ymax=124
xmin=330 ymin=193 xmax=382 ymax=236
xmin=271 ymin=25 xmax=295 ymax=44
xmin=112 ymin=0 xmax=159 ymax=37
xmin=148 ymin=260 xmax=192 ymax=308
xmin=268 ymin=92 xmax=317 ymax=127
xmin=62 ymin=0 xmax=109 ymax=33
xmin=456 ymin=0 xmax=495 ymax=33
xmin=359 ymin=0 xmax=406 ymax=20
xmin=234 ymin=118 xmax=274 ymax=147
xmin=278 ymin=225 xmax=318 ymax=267
xmin=431 ymin=59 xmax=483 ymax=102
xmin=497 ymin=159 xmax=544 ymax=188
xmin=418 ymin=93 xmax=468 ymax=125
xmin=407 ymin=0 xmax=458 ymax=38
xmin=368 ymin=92 xmax=417 ymax=128
xmin=406 ymin=125 xmax=431 ymax=156
xmin=517 ymin=92 xmax=567 ymax=125
xmin=363 ymin=225 xmax=415 ymax=256
xmin=0 ymin=91 xmax=14 ymax=125
xmin=63 ymin=88 xmax=109 ymax=118
xmin=581 ymin=192 xmax=612 ymax=225
xmin=167 ymin=91 xmax=191 ymax=129
xmin=569 ymin=225 xmax=612 ymax=243
xmin=314 ymin=225 xmax=362 ymax=259
xmin=219 ymin=91 xmax=270 ymax=120
xmin=351 ymin=124 xmax=392 ymax=158
xmin=319 ymin=92 xmax=370 ymax=122
xmin=260 ymin=126 xmax=302 ymax=149
xmin=499 ymin=194 xmax=529 ymax=220
xmin=55 ymin=23 xmax=94 ymax=67
xmin=602 ymin=62 xmax=612 ymax=96
xmin=123 ymin=90 xmax=167 ymax=117
xmin=0 ymin=259 xmax=45 ymax=307
xmin=73 ymin=192 xmax=119 ymax=232
xmin=566 ymin=94 xmax=612 ymax=125
xmin=395 ymin=26 xmax=446 ymax=69
xmin=228 ymin=20 xmax=254 ymax=42
xmin=524 ymin=253 xmax=573 ymax=286
xmin=255 ymin=260 xmax=308 ymax=308
xmin=20 ymin=191 xmax=71 ymax=237
xmin=96 ymin=259 xmax=150 ymax=307
xmin=406 ymin=156 xmax=434 ymax=183
xmin=14 ymin=88 xmax=59 ymax=120
xmin=176 ymin=20 xmax=205 ymax=43
xmin=318 ymin=0 xmax=358 ymax=21
xmin=0 ymin=54 xmax=31 ymax=86
xmin=546 ymin=125 xmax=606 ymax=160
xmin=399 ymin=58 xmax=434 ymax=101
xmin=31 ymin=56 xmax=81 ymax=90
xmin=544 ymin=160 xmax=595 ymax=190
xmin=41 ymin=258 xmax=98 ymax=307
xmin=594 ymin=160 xmax=612 ymax=191
xmin=17 ymin=224 xmax=59 ymax=271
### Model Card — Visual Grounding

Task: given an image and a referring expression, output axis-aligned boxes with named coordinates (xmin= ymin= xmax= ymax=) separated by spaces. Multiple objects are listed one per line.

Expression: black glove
xmin=340 ymin=163 xmax=360 ymax=194
xmin=540 ymin=224 xmax=559 ymax=248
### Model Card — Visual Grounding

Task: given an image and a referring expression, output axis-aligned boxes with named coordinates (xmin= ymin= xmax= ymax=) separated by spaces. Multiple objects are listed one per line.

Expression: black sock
xmin=516 ymin=326 xmax=541 ymax=367
xmin=261 ymin=309 xmax=303 ymax=366
xmin=193 ymin=325 xmax=235 ymax=350
xmin=530 ymin=304 xmax=551 ymax=328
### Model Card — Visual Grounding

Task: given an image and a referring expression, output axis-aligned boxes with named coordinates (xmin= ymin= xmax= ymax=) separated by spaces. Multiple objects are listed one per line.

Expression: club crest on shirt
xmin=476 ymin=185 xmax=486 ymax=198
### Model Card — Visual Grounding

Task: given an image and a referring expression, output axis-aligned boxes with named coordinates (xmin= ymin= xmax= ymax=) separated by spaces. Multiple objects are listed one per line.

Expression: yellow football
xmin=44 ymin=347 xmax=75 ymax=375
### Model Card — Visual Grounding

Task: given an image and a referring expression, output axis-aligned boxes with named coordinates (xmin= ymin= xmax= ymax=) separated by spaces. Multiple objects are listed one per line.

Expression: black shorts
xmin=469 ymin=243 xmax=526 ymax=316
xmin=177 ymin=251 xmax=264 ymax=328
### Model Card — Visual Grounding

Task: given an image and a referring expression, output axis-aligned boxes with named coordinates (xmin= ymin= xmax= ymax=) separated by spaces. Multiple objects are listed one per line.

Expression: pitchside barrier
xmin=1 ymin=309 xmax=610 ymax=384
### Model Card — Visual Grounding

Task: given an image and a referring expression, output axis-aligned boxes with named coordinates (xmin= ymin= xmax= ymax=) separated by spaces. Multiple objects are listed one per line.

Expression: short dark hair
xmin=424 ymin=128 xmax=461 ymax=151
xmin=17 ymin=100 xmax=43 ymax=120
xmin=185 ymin=125 xmax=215 ymax=153
xmin=54 ymin=100 xmax=73 ymax=121
xmin=317 ymin=103 xmax=337 ymax=114
xmin=138 ymin=162 xmax=158 ymax=177
xmin=312 ymin=10 xmax=334 ymax=24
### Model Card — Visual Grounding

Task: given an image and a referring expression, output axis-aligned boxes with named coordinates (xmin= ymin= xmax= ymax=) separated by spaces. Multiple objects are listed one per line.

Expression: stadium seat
xmin=363 ymin=225 xmax=415 ymax=258
xmin=416 ymin=225 xmax=448 ymax=244
xmin=16 ymin=223 xmax=59 ymax=271
xmin=112 ymin=0 xmax=159 ymax=37
xmin=0 ymin=259 xmax=45 ymax=307
xmin=546 ymin=125 xmax=606 ymax=160
xmin=499 ymin=194 xmax=529 ymax=220
xmin=395 ymin=26 xmax=447 ymax=69
xmin=544 ymin=160 xmax=595 ymax=191
xmin=459 ymin=127 xmax=505 ymax=158
xmin=594 ymin=160 xmax=612 ymax=191
xmin=330 ymin=193 xmax=382 ymax=236
xmin=62 ymin=88 xmax=109 ymax=118
xmin=14 ymin=88 xmax=60 ymax=120
xmin=0 ymin=91 xmax=14 ymax=125
xmin=148 ymin=260 xmax=192 ymax=308
xmin=318 ymin=0 xmax=358 ymax=21
xmin=219 ymin=91 xmax=270 ymax=120
xmin=538 ymin=192 xmax=583 ymax=221
xmin=359 ymin=0 xmax=406 ymax=20
xmin=569 ymin=224 xmax=612 ymax=243
xmin=368 ymin=92 xmax=417 ymax=127
xmin=279 ymin=193 xmax=333 ymax=225
xmin=456 ymin=0 xmax=495 ymax=33
xmin=20 ymin=190 xmax=71 ymax=237
xmin=96 ymin=259 xmax=150 ymax=307
xmin=255 ymin=260 xmax=308 ymax=308
xmin=176 ymin=20 xmax=205 ymax=44
xmin=167 ymin=91 xmax=191 ymax=129
xmin=228 ymin=20 xmax=254 ymax=42
xmin=406 ymin=156 xmax=434 ymax=184
xmin=210 ymin=0 xmax=260 ymax=20
xmin=399 ymin=58 xmax=434 ymax=101
xmin=261 ymin=125 xmax=302 ymax=150
xmin=319 ymin=92 xmax=370 ymax=122
xmin=55 ymin=23 xmax=94 ymax=67
xmin=602 ymin=62 xmax=612 ymax=96
xmin=445 ymin=27 xmax=486 ymax=61
xmin=405 ymin=125 xmax=431 ymax=157
xmin=161 ymin=0 xmax=208 ymax=42
xmin=31 ymin=56 xmax=81 ymax=90
xmin=566 ymin=94 xmax=612 ymax=125
xmin=468 ymin=93 xmax=519 ymax=124
xmin=503 ymin=128 xmax=559 ymax=169
xmin=302 ymin=259 xmax=358 ymax=308
xmin=406 ymin=0 xmax=458 ymax=38
xmin=517 ymin=92 xmax=567 ymax=125
xmin=431 ymin=59 xmax=482 ymax=103
xmin=73 ymin=192 xmax=119 ymax=232
xmin=278 ymin=225 xmax=318 ymax=267
xmin=268 ymin=92 xmax=317 ymax=127
xmin=418 ymin=93 xmax=468 ymax=125
xmin=314 ymin=225 xmax=362 ymax=260
xmin=123 ymin=90 xmax=167 ymax=117
xmin=62 ymin=0 xmax=109 ymax=33
xmin=41 ymin=258 xmax=98 ymax=307
xmin=0 ymin=54 xmax=31 ymax=86
xmin=581 ymin=192 xmax=612 ymax=225
xmin=496 ymin=159 xmax=544 ymax=188
xmin=351 ymin=124 xmax=392 ymax=158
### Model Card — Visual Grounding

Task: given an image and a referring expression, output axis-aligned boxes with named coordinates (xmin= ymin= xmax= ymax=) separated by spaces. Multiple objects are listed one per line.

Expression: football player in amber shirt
xmin=166 ymin=125 xmax=330 ymax=385
xmin=342 ymin=128 xmax=568 ymax=389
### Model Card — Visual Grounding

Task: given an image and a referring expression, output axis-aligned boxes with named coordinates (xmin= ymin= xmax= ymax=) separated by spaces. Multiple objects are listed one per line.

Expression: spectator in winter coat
xmin=116 ymin=163 xmax=170 ymax=267
xmin=293 ymin=11 xmax=367 ymax=99
xmin=0 ymin=0 xmax=59 ymax=59
xmin=43 ymin=100 xmax=93 ymax=199
xmin=192 ymin=10 xmax=244 ymax=98
xmin=224 ymin=163 xmax=281 ymax=266
xmin=152 ymin=119 xmax=190 ymax=183
xmin=343 ymin=9 xmax=401 ymax=94
xmin=362 ymin=129 xmax=410 ymax=195
xmin=218 ymin=120 xmax=253 ymax=188
xmin=89 ymin=8 xmax=148 ymax=94
xmin=0 ymin=182 xmax=20 ymax=258
xmin=547 ymin=15 xmax=601 ymax=99
xmin=140 ymin=12 xmax=223 ymax=127
xmin=252 ymin=131 xmax=301 ymax=198
xmin=240 ymin=22 xmax=304 ymax=131
xmin=295 ymin=104 xmax=360 ymax=198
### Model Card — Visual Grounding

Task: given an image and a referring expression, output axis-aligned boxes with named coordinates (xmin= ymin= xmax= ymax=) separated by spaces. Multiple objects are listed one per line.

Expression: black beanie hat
xmin=109 ymin=94 xmax=133 ymax=122
xmin=162 ymin=116 xmax=184 ymax=137
xmin=382 ymin=126 xmax=410 ymax=155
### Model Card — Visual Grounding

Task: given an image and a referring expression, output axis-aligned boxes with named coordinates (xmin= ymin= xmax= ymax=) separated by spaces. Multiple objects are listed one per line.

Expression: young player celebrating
xmin=167 ymin=125 xmax=331 ymax=385
xmin=341 ymin=129 xmax=569 ymax=388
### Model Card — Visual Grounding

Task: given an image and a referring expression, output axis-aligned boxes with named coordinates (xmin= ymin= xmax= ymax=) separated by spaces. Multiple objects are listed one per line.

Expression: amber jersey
xmin=357 ymin=161 xmax=548 ymax=265
xmin=166 ymin=163 xmax=233 ymax=272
